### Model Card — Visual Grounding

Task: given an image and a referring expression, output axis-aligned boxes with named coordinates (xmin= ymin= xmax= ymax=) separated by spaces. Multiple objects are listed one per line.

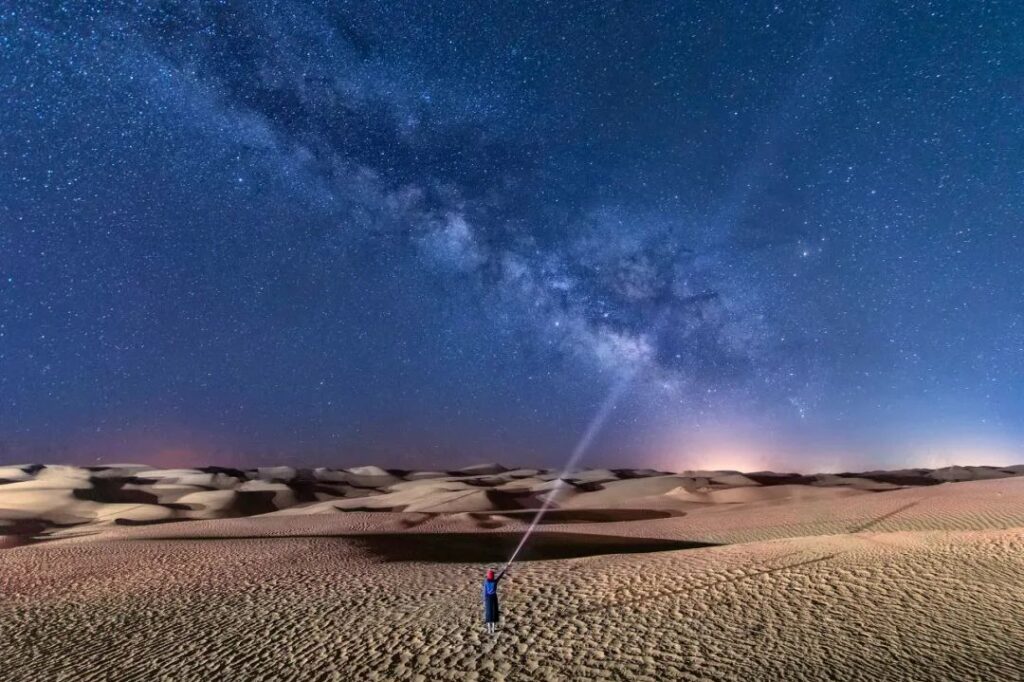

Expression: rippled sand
xmin=3 ymin=474 xmax=1024 ymax=680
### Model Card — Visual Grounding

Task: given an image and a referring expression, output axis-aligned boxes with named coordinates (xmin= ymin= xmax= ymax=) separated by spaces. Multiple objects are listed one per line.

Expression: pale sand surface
xmin=3 ymin=465 xmax=1024 ymax=680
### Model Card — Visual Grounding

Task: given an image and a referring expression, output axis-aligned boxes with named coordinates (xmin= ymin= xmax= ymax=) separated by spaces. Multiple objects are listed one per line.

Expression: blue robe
xmin=483 ymin=572 xmax=503 ymax=622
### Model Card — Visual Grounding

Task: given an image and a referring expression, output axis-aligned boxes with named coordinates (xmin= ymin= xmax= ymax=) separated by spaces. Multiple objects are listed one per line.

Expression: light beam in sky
xmin=505 ymin=368 xmax=636 ymax=567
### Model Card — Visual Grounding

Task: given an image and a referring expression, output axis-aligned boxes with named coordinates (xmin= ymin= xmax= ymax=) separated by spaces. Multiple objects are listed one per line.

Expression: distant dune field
xmin=3 ymin=464 xmax=1024 ymax=680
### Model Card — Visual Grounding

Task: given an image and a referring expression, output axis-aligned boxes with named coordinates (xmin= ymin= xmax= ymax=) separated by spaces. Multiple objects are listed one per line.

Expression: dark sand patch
xmin=130 ymin=531 xmax=715 ymax=562
xmin=348 ymin=531 xmax=715 ymax=563
xmin=489 ymin=509 xmax=679 ymax=524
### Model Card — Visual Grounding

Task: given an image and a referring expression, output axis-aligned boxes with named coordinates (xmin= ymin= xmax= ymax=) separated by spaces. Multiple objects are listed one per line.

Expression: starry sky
xmin=2 ymin=1 xmax=1022 ymax=471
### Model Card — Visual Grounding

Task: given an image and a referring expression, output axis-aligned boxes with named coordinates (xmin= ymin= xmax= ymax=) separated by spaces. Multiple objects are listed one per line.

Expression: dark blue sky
xmin=2 ymin=1 xmax=1022 ymax=470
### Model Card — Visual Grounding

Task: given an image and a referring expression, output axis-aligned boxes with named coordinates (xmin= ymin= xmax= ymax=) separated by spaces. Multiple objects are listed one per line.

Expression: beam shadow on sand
xmin=847 ymin=500 xmax=921 ymax=533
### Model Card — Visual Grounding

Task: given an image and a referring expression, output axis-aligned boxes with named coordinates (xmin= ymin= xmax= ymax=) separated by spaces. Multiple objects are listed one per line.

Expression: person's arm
xmin=496 ymin=565 xmax=509 ymax=582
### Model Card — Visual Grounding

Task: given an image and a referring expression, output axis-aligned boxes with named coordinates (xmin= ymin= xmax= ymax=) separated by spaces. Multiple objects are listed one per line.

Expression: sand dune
xmin=3 ymin=462 xmax=1024 ymax=544
xmin=3 ymin=464 xmax=1024 ymax=680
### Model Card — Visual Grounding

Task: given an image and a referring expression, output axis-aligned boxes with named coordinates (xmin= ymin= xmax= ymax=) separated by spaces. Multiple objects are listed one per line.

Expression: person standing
xmin=483 ymin=566 xmax=507 ymax=634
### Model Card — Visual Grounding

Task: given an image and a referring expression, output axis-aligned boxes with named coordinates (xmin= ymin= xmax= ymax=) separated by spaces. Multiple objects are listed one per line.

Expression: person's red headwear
xmin=486 ymin=569 xmax=495 ymax=580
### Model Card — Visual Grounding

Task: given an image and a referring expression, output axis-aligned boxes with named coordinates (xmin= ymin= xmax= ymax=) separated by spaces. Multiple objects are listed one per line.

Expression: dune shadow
xmin=348 ymin=532 xmax=716 ymax=563
xmin=128 ymin=531 xmax=717 ymax=562
xmin=488 ymin=509 xmax=680 ymax=524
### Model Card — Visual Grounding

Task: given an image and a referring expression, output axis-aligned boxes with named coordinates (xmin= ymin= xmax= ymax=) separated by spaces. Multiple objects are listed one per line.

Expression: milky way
xmin=2 ymin=2 xmax=1022 ymax=469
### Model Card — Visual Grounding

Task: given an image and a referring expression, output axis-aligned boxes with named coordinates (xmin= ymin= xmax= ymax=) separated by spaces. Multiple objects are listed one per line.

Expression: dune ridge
xmin=2 ymin=462 xmax=1021 ymax=543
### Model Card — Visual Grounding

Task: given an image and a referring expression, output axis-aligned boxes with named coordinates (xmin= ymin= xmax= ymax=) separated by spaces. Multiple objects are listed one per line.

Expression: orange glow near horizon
xmin=654 ymin=429 xmax=1023 ymax=475
xmin=653 ymin=432 xmax=784 ymax=473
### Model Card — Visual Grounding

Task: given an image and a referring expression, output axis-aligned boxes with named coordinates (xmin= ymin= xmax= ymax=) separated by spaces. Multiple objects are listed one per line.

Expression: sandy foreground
xmin=2 ymin=464 xmax=1024 ymax=680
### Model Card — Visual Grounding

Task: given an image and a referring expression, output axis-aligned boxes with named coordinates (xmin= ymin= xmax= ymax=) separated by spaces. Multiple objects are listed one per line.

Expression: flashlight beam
xmin=504 ymin=371 xmax=635 ymax=568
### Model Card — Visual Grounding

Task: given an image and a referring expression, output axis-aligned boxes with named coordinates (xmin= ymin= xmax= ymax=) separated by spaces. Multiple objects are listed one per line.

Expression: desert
xmin=7 ymin=0 xmax=1023 ymax=680
xmin=3 ymin=463 xmax=1024 ymax=680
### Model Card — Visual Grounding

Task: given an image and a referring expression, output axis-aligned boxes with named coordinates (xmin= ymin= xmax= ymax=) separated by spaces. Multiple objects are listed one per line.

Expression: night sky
xmin=2 ymin=1 xmax=1022 ymax=471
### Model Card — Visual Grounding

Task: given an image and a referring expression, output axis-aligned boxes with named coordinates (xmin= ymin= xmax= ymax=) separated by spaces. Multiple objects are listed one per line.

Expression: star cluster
xmin=1 ymin=1 xmax=1022 ymax=469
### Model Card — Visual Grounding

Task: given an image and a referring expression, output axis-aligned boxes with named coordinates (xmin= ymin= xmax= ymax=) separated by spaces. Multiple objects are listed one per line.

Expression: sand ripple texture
xmin=3 ymin=478 xmax=1024 ymax=680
